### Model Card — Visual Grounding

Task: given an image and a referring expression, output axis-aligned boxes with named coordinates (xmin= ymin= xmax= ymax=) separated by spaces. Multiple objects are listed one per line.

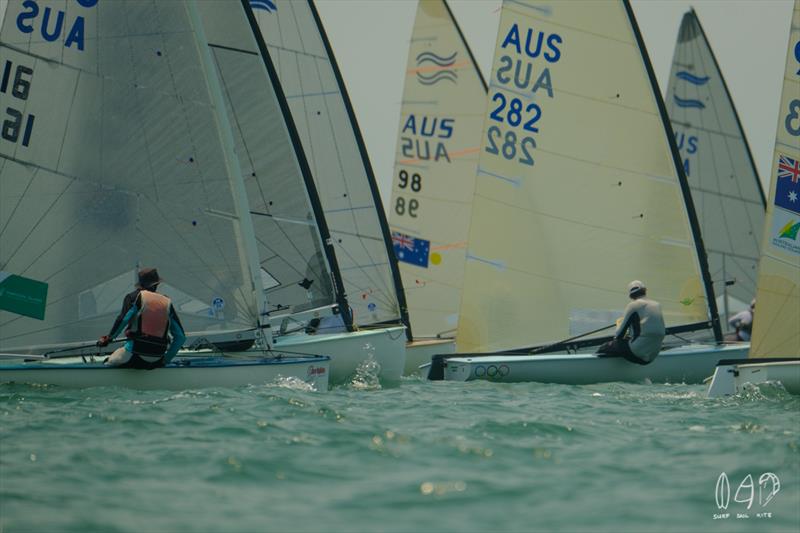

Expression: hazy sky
xmin=316 ymin=0 xmax=795 ymax=204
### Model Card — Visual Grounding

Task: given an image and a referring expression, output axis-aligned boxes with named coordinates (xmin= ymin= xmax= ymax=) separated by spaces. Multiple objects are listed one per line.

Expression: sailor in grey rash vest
xmin=596 ymin=280 xmax=666 ymax=365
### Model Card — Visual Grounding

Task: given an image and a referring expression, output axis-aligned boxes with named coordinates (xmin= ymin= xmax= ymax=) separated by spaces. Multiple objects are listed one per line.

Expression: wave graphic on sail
xmin=416 ymin=51 xmax=458 ymax=85
xmin=250 ymin=0 xmax=276 ymax=12
xmin=673 ymin=94 xmax=705 ymax=108
xmin=675 ymin=71 xmax=709 ymax=85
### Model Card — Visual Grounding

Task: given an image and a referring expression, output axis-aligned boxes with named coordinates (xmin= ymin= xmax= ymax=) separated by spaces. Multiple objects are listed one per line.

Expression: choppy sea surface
xmin=1 ymin=370 xmax=798 ymax=533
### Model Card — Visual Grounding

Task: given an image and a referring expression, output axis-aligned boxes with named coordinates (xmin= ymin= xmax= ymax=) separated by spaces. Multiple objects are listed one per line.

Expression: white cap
xmin=628 ymin=280 xmax=645 ymax=296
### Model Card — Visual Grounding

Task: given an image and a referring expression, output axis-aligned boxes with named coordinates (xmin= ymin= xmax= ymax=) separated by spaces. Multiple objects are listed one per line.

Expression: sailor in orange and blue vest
xmin=97 ymin=268 xmax=186 ymax=369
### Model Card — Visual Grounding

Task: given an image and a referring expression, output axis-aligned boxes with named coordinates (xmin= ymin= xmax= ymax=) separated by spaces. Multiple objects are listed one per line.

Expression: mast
xmin=623 ymin=0 xmax=723 ymax=343
xmin=307 ymin=0 xmax=412 ymax=340
xmin=187 ymin=0 xmax=271 ymax=346
xmin=240 ymin=0 xmax=354 ymax=330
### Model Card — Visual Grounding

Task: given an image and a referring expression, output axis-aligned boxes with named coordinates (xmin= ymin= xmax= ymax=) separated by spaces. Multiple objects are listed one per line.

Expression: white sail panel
xmin=665 ymin=10 xmax=765 ymax=327
xmin=0 ymin=0 xmax=261 ymax=352
xmin=195 ymin=0 xmax=338 ymax=321
xmin=750 ymin=0 xmax=800 ymax=358
xmin=456 ymin=0 xmax=714 ymax=353
xmin=388 ymin=0 xmax=487 ymax=339
xmin=250 ymin=0 xmax=404 ymax=328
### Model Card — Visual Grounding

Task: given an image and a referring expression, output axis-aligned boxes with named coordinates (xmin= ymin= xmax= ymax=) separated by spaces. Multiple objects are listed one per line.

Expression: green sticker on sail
xmin=0 ymin=272 xmax=48 ymax=320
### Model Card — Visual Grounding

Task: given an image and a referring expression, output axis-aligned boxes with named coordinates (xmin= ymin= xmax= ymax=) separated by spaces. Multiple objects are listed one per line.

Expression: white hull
xmin=405 ymin=338 xmax=455 ymax=376
xmin=442 ymin=344 xmax=748 ymax=384
xmin=270 ymin=326 xmax=407 ymax=384
xmin=707 ymin=359 xmax=800 ymax=397
xmin=0 ymin=356 xmax=330 ymax=390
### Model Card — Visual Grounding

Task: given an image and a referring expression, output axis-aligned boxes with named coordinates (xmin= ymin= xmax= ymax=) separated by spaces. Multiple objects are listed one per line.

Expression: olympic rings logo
xmin=474 ymin=364 xmax=510 ymax=378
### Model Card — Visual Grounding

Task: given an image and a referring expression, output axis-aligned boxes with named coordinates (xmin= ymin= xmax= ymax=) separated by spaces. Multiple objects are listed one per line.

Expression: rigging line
xmin=687 ymin=41 xmax=763 ymax=260
xmin=212 ymin=50 xmax=319 ymax=283
xmin=254 ymin=235 xmax=308 ymax=281
xmin=0 ymin=163 xmax=38 ymax=240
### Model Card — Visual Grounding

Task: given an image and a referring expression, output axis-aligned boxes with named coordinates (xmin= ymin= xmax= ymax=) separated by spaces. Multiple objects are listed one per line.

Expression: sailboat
xmin=183 ymin=0 xmax=407 ymax=385
xmin=430 ymin=0 xmax=748 ymax=384
xmin=234 ymin=0 xmax=408 ymax=383
xmin=665 ymin=9 xmax=766 ymax=330
xmin=0 ymin=0 xmax=329 ymax=389
xmin=707 ymin=0 xmax=800 ymax=397
xmin=388 ymin=0 xmax=488 ymax=373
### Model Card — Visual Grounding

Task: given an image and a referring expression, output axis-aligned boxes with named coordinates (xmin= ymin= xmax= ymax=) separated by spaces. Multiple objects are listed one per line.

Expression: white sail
xmin=388 ymin=0 xmax=487 ymax=339
xmin=750 ymin=0 xmax=800 ymax=358
xmin=249 ymin=0 xmax=406 ymax=330
xmin=665 ymin=10 xmax=766 ymax=326
xmin=456 ymin=0 xmax=719 ymax=353
xmin=0 ymin=0 xmax=264 ymax=352
xmin=193 ymin=0 xmax=343 ymax=325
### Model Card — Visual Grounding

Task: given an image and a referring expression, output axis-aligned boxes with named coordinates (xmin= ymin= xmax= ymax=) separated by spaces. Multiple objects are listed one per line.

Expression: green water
xmin=1 ymin=377 xmax=798 ymax=532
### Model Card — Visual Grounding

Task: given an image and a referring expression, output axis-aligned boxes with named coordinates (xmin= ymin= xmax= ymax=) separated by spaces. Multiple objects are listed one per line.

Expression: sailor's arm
xmin=164 ymin=306 xmax=186 ymax=363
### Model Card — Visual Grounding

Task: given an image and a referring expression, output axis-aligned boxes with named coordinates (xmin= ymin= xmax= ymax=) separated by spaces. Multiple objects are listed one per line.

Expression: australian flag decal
xmin=392 ymin=232 xmax=430 ymax=268
xmin=775 ymin=154 xmax=800 ymax=215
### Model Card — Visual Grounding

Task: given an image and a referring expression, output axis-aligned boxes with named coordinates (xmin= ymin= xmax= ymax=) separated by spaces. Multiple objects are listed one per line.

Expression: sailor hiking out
xmin=596 ymin=280 xmax=666 ymax=365
xmin=97 ymin=268 xmax=186 ymax=369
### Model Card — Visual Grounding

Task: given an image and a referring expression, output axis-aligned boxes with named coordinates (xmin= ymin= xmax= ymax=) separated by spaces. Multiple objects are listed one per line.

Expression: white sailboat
xmin=665 ymin=9 xmax=766 ymax=329
xmin=432 ymin=0 xmax=748 ymax=384
xmin=192 ymin=0 xmax=406 ymax=384
xmin=388 ymin=0 xmax=488 ymax=373
xmin=0 ymin=0 xmax=329 ymax=389
xmin=707 ymin=0 xmax=800 ymax=397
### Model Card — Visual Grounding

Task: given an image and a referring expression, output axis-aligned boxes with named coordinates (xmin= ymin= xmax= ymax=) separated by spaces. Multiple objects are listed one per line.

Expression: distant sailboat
xmin=193 ymin=0 xmax=407 ymax=384
xmin=707 ymin=0 xmax=800 ymax=397
xmin=665 ymin=9 xmax=766 ymax=329
xmin=0 ymin=0 xmax=329 ymax=389
xmin=431 ymin=0 xmax=748 ymax=384
xmin=388 ymin=0 xmax=488 ymax=372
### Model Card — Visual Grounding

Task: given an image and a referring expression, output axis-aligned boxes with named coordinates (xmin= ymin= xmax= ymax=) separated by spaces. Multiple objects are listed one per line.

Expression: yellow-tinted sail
xmin=388 ymin=0 xmax=488 ymax=339
xmin=457 ymin=0 xmax=718 ymax=352
xmin=750 ymin=0 xmax=800 ymax=358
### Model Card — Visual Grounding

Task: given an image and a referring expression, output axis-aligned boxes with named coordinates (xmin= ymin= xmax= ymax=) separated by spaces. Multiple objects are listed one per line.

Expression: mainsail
xmin=249 ymin=0 xmax=407 ymax=332
xmin=195 ymin=0 xmax=347 ymax=326
xmin=0 ymin=0 xmax=264 ymax=352
xmin=665 ymin=9 xmax=766 ymax=327
xmin=749 ymin=0 xmax=800 ymax=358
xmin=388 ymin=0 xmax=488 ymax=339
xmin=456 ymin=0 xmax=721 ymax=353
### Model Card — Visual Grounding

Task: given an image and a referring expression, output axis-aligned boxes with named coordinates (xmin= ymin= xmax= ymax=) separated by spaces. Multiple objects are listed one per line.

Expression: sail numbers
xmin=0 ymin=60 xmax=36 ymax=147
xmin=395 ymin=169 xmax=422 ymax=218
xmin=484 ymin=23 xmax=563 ymax=167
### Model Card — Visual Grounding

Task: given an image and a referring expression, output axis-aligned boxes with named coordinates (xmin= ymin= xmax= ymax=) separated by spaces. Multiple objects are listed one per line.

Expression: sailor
xmin=596 ymin=280 xmax=666 ymax=365
xmin=97 ymin=268 xmax=186 ymax=369
xmin=726 ymin=299 xmax=755 ymax=342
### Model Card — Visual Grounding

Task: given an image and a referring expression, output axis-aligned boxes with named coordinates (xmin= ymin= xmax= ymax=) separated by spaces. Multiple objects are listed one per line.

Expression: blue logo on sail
xmin=392 ymin=232 xmax=430 ymax=268
xmin=675 ymin=71 xmax=709 ymax=86
xmin=673 ymin=95 xmax=705 ymax=109
xmin=416 ymin=51 xmax=457 ymax=86
xmin=250 ymin=0 xmax=276 ymax=12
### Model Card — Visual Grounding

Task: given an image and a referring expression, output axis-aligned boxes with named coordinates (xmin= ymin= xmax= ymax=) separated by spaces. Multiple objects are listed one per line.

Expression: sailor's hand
xmin=97 ymin=335 xmax=110 ymax=347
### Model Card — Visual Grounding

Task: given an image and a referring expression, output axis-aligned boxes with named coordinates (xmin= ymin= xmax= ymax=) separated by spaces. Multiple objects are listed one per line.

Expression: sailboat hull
xmin=0 ymin=356 xmax=330 ymax=390
xmin=405 ymin=338 xmax=456 ymax=376
xmin=442 ymin=343 xmax=748 ymax=384
xmin=707 ymin=359 xmax=800 ymax=397
xmin=271 ymin=326 xmax=407 ymax=384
